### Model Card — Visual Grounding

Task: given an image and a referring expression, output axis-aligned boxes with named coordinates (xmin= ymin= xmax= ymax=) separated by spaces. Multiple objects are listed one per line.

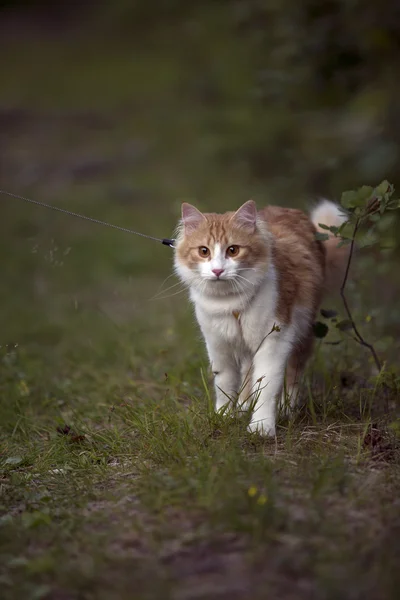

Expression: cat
xmin=174 ymin=199 xmax=348 ymax=436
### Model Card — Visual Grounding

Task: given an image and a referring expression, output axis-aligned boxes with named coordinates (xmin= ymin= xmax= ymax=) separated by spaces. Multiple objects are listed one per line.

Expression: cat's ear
xmin=231 ymin=200 xmax=257 ymax=232
xmin=181 ymin=203 xmax=206 ymax=234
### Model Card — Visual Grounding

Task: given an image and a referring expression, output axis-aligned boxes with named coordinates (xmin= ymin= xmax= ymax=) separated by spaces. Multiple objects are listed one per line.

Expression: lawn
xmin=1 ymin=6 xmax=400 ymax=599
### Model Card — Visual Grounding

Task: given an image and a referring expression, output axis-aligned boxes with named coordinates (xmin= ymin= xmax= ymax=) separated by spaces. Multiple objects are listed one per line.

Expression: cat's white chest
xmin=220 ymin=312 xmax=244 ymax=342
xmin=200 ymin=305 xmax=243 ymax=344
xmin=237 ymin=301 xmax=276 ymax=352
xmin=191 ymin=274 xmax=279 ymax=353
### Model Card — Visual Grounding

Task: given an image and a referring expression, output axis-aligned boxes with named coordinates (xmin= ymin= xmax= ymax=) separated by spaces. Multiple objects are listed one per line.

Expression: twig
xmin=339 ymin=218 xmax=382 ymax=372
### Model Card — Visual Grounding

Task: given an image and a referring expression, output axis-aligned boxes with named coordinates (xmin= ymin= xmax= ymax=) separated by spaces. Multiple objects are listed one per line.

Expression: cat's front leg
xmin=205 ymin=339 xmax=239 ymax=411
xmin=248 ymin=331 xmax=292 ymax=437
xmin=195 ymin=306 xmax=240 ymax=411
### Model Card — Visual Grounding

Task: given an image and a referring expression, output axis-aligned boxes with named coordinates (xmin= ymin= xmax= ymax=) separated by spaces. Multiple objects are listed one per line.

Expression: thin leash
xmin=0 ymin=190 xmax=175 ymax=248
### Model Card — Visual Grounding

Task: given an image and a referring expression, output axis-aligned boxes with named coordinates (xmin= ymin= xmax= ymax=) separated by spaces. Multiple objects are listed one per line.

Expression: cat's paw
xmin=248 ymin=419 xmax=276 ymax=437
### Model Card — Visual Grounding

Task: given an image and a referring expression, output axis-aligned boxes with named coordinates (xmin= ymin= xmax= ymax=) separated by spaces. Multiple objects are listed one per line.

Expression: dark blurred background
xmin=2 ymin=0 xmax=400 ymax=198
xmin=1 ymin=0 xmax=399 ymax=371
xmin=2 ymin=6 xmax=400 ymax=598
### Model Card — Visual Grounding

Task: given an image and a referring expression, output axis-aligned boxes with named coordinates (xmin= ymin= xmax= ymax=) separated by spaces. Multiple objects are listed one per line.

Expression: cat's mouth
xmin=205 ymin=276 xmax=229 ymax=282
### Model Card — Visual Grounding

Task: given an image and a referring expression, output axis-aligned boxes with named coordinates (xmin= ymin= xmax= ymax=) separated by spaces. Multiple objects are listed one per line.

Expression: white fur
xmin=310 ymin=199 xmax=347 ymax=230
xmin=199 ymin=243 xmax=224 ymax=279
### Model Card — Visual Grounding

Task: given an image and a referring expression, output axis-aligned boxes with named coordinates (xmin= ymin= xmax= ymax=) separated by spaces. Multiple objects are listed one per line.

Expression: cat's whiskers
xmin=232 ymin=273 xmax=256 ymax=307
xmin=236 ymin=267 xmax=264 ymax=273
xmin=234 ymin=273 xmax=256 ymax=287
xmin=150 ymin=279 xmax=189 ymax=301
xmin=151 ymin=287 xmax=188 ymax=301
xmin=151 ymin=279 xmax=186 ymax=300
xmin=232 ymin=279 xmax=251 ymax=312
xmin=153 ymin=273 xmax=178 ymax=296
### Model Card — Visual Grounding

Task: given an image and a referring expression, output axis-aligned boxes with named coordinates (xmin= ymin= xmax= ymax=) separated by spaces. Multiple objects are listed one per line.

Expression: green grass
xmin=1 ymin=7 xmax=400 ymax=599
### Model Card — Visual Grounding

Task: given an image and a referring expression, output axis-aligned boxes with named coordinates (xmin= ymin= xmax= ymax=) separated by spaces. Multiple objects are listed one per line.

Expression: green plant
xmin=316 ymin=181 xmax=400 ymax=374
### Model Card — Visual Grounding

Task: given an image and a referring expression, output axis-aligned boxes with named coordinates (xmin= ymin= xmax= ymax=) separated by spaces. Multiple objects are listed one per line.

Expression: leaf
xmin=318 ymin=223 xmax=330 ymax=230
xmin=4 ymin=456 xmax=23 ymax=466
xmin=369 ymin=214 xmax=380 ymax=222
xmin=315 ymin=232 xmax=329 ymax=242
xmin=320 ymin=308 xmax=338 ymax=319
xmin=341 ymin=185 xmax=377 ymax=209
xmin=336 ymin=319 xmax=354 ymax=332
xmin=313 ymin=321 xmax=329 ymax=338
xmin=386 ymin=200 xmax=400 ymax=210
xmin=357 ymin=185 xmax=374 ymax=200
xmin=21 ymin=511 xmax=52 ymax=529
xmin=338 ymin=221 xmax=356 ymax=239
xmin=341 ymin=190 xmax=358 ymax=209
xmin=337 ymin=238 xmax=352 ymax=247
xmin=374 ymin=180 xmax=392 ymax=197
xmin=358 ymin=236 xmax=377 ymax=248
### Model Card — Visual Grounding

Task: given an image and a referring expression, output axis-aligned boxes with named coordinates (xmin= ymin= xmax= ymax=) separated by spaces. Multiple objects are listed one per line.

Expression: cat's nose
xmin=212 ymin=268 xmax=224 ymax=278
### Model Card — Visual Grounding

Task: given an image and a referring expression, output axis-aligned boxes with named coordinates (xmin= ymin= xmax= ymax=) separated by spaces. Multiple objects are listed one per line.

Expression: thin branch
xmin=339 ymin=218 xmax=382 ymax=372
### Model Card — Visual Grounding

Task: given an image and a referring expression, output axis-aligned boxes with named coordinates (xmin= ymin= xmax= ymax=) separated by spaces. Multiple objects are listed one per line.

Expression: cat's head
xmin=174 ymin=200 xmax=270 ymax=295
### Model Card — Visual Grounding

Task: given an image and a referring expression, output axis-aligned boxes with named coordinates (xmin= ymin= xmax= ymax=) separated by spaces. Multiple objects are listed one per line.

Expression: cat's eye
xmin=199 ymin=246 xmax=210 ymax=258
xmin=227 ymin=245 xmax=240 ymax=257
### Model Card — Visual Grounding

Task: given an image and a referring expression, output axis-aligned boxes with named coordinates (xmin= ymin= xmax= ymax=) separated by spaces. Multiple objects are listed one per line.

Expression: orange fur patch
xmin=175 ymin=211 xmax=270 ymax=272
xmin=258 ymin=206 xmax=326 ymax=324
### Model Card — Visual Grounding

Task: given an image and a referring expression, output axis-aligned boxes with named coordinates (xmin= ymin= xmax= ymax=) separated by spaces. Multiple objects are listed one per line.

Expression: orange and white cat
xmin=174 ymin=199 xmax=348 ymax=436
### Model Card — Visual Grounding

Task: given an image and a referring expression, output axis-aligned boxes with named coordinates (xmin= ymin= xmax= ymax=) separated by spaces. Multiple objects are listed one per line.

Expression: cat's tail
xmin=310 ymin=199 xmax=349 ymax=294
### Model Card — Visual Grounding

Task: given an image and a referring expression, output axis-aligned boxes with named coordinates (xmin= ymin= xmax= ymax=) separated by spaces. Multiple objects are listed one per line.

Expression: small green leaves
xmin=374 ymin=180 xmax=392 ymax=197
xmin=358 ymin=185 xmax=375 ymax=199
xmin=315 ymin=232 xmax=329 ymax=242
xmin=340 ymin=191 xmax=357 ymax=209
xmin=318 ymin=223 xmax=340 ymax=235
xmin=341 ymin=189 xmax=369 ymax=209
xmin=357 ymin=235 xmax=377 ymax=249
xmin=313 ymin=321 xmax=329 ymax=338
xmin=386 ymin=200 xmax=400 ymax=210
xmin=340 ymin=181 xmax=396 ymax=215
xmin=338 ymin=222 xmax=355 ymax=240
xmin=337 ymin=239 xmax=352 ymax=248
